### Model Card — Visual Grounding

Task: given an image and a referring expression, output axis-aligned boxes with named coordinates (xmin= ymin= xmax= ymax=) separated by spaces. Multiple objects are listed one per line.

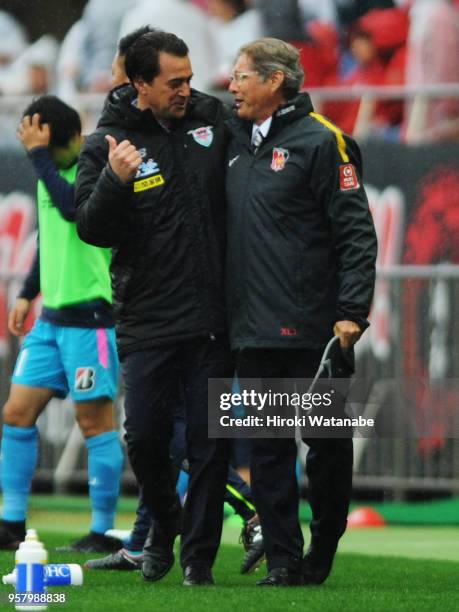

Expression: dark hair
xmin=118 ymin=25 xmax=156 ymax=58
xmin=22 ymin=95 xmax=81 ymax=148
xmin=124 ymin=30 xmax=189 ymax=84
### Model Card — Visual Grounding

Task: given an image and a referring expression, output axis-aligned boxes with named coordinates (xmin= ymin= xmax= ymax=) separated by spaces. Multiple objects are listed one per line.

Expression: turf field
xmin=0 ymin=498 xmax=458 ymax=612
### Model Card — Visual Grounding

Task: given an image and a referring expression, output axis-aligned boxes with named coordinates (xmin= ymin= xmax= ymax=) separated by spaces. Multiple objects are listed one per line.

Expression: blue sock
xmin=85 ymin=431 xmax=123 ymax=535
xmin=0 ymin=424 xmax=39 ymax=522
xmin=176 ymin=469 xmax=189 ymax=504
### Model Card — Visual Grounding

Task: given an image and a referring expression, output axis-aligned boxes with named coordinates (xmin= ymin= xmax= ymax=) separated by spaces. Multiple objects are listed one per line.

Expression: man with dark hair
xmin=75 ymin=31 xmax=232 ymax=586
xmin=226 ymin=38 xmax=377 ymax=586
xmin=0 ymin=95 xmax=123 ymax=553
xmin=84 ymin=28 xmax=265 ymax=576
xmin=111 ymin=26 xmax=155 ymax=87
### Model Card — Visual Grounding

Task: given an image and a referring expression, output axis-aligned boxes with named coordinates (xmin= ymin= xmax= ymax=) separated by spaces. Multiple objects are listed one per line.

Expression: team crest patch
xmin=75 ymin=367 xmax=95 ymax=391
xmin=187 ymin=126 xmax=214 ymax=147
xmin=271 ymin=147 xmax=289 ymax=172
xmin=339 ymin=164 xmax=360 ymax=191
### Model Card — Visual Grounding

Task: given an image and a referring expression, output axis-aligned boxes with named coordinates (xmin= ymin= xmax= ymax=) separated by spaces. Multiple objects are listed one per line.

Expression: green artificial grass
xmin=1 ymin=532 xmax=458 ymax=612
xmin=2 ymin=499 xmax=459 ymax=610
xmin=26 ymin=494 xmax=459 ymax=526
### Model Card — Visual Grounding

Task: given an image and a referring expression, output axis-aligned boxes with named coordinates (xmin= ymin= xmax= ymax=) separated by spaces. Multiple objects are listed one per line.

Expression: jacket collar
xmin=227 ymin=92 xmax=315 ymax=141
xmin=99 ymin=85 xmax=222 ymax=131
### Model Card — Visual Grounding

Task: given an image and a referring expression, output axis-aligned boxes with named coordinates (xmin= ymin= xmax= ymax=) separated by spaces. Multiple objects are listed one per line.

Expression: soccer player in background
xmin=0 ymin=95 xmax=124 ymax=553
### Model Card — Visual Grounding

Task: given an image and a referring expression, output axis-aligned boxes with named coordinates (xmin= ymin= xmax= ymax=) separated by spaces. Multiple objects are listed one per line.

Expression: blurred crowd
xmin=1 ymin=0 xmax=459 ymax=141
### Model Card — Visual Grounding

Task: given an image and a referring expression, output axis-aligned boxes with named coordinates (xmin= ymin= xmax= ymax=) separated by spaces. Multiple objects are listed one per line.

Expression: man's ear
xmin=269 ymin=70 xmax=285 ymax=94
xmin=134 ymin=78 xmax=145 ymax=95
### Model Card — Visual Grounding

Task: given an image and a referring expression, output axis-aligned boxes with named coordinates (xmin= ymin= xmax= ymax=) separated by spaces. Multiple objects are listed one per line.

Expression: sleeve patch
xmin=339 ymin=164 xmax=360 ymax=191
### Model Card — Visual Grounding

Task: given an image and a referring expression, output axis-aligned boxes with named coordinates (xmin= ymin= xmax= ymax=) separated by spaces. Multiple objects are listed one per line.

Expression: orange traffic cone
xmin=347 ymin=507 xmax=387 ymax=528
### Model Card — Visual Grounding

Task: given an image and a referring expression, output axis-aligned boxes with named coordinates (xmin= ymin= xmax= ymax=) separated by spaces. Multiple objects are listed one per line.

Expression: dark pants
xmin=235 ymin=347 xmax=353 ymax=572
xmin=122 ymin=337 xmax=232 ymax=568
xmin=171 ymin=399 xmax=255 ymax=522
xmin=127 ymin=410 xmax=255 ymax=551
xmin=128 ymin=471 xmax=255 ymax=552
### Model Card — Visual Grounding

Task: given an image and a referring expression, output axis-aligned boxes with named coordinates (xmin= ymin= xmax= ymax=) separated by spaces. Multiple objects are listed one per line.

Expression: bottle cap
xmin=2 ymin=570 xmax=16 ymax=585
xmin=68 ymin=564 xmax=83 ymax=586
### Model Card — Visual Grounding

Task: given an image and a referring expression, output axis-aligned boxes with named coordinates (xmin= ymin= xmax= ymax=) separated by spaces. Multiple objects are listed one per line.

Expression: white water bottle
xmin=14 ymin=529 xmax=48 ymax=611
xmin=4 ymin=564 xmax=83 ymax=588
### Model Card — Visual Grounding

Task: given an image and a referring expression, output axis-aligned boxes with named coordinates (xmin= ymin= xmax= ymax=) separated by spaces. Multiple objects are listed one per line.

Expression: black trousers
xmin=121 ymin=337 xmax=233 ymax=568
xmin=235 ymin=347 xmax=353 ymax=572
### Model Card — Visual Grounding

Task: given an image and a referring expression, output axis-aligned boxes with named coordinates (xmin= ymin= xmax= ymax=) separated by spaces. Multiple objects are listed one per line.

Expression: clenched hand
xmin=333 ymin=320 xmax=362 ymax=349
xmin=105 ymin=135 xmax=142 ymax=183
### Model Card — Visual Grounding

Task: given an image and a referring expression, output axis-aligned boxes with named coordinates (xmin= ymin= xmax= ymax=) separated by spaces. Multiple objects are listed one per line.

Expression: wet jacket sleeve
xmin=309 ymin=133 xmax=377 ymax=329
xmin=75 ymin=131 xmax=131 ymax=248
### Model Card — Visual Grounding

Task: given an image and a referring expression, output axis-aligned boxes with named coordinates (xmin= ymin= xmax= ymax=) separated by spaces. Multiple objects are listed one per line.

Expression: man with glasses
xmin=225 ymin=38 xmax=377 ymax=586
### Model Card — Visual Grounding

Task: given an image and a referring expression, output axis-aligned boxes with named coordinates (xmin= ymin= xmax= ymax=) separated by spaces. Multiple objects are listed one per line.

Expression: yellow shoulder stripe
xmin=309 ymin=112 xmax=349 ymax=163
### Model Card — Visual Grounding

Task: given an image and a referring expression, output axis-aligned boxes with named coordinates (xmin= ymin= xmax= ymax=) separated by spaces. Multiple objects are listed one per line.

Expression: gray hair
xmin=238 ymin=38 xmax=304 ymax=99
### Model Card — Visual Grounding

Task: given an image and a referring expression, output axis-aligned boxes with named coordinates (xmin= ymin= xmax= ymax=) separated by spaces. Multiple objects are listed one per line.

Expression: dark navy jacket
xmin=225 ymin=93 xmax=377 ymax=350
xmin=75 ymin=85 xmax=228 ymax=356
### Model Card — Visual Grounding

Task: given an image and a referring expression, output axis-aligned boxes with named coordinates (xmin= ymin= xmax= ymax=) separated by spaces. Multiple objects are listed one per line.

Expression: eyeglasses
xmin=228 ymin=71 xmax=259 ymax=84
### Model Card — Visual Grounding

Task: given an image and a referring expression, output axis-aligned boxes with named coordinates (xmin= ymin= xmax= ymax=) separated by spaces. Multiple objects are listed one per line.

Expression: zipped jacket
xmin=75 ymin=85 xmax=228 ymax=356
xmin=225 ymin=93 xmax=377 ymax=350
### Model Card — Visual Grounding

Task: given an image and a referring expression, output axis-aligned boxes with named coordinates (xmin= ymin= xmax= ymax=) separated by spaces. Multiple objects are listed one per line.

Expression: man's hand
xmin=8 ymin=298 xmax=31 ymax=337
xmin=18 ymin=113 xmax=51 ymax=151
xmin=106 ymin=135 xmax=142 ymax=183
xmin=333 ymin=320 xmax=362 ymax=349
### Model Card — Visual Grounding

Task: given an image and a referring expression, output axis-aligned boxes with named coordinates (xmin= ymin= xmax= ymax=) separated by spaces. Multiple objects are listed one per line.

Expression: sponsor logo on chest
xmin=133 ymin=147 xmax=165 ymax=192
xmin=228 ymin=155 xmax=240 ymax=167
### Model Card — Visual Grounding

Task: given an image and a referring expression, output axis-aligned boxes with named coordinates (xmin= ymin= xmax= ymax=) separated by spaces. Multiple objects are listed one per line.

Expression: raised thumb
xmin=105 ymin=134 xmax=117 ymax=152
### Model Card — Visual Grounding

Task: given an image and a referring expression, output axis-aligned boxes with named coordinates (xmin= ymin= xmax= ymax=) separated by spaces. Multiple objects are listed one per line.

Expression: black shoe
xmin=183 ymin=565 xmax=214 ymax=586
xmin=84 ymin=548 xmax=143 ymax=570
xmin=142 ymin=549 xmax=175 ymax=582
xmin=141 ymin=519 xmax=179 ymax=582
xmin=55 ymin=531 xmax=122 ymax=553
xmin=257 ymin=567 xmax=304 ymax=587
xmin=0 ymin=519 xmax=26 ymax=550
xmin=302 ymin=543 xmax=337 ymax=585
xmin=239 ymin=516 xmax=265 ymax=574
